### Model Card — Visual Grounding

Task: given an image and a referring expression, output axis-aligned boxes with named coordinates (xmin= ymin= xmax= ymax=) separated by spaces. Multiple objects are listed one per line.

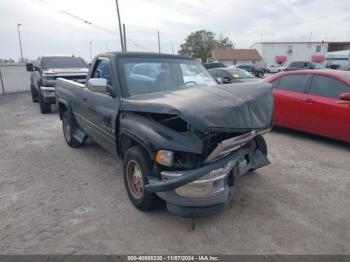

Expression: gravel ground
xmin=0 ymin=92 xmax=349 ymax=255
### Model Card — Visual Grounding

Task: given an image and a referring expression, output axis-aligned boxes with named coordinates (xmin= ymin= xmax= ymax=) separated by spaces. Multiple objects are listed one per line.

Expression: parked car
xmin=264 ymin=70 xmax=350 ymax=142
xmin=208 ymin=68 xmax=260 ymax=84
xmin=267 ymin=65 xmax=285 ymax=73
xmin=285 ymin=61 xmax=325 ymax=71
xmin=26 ymin=55 xmax=88 ymax=114
xmin=203 ymin=62 xmax=226 ymax=70
xmin=55 ymin=52 xmax=273 ymax=217
xmin=236 ymin=64 xmax=265 ymax=78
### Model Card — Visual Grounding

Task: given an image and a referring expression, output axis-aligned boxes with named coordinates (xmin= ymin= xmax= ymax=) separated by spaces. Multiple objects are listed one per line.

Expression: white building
xmin=251 ymin=41 xmax=350 ymax=67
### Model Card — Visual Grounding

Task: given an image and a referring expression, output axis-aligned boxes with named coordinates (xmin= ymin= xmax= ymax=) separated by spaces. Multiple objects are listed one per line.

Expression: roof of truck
xmin=99 ymin=52 xmax=194 ymax=60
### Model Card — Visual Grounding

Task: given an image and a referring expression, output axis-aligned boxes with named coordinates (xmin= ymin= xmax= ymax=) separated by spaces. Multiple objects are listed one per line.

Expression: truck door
xmin=81 ymin=57 xmax=120 ymax=155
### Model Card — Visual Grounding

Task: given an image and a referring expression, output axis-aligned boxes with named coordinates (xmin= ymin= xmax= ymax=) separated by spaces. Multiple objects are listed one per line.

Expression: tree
xmin=178 ymin=30 xmax=234 ymax=62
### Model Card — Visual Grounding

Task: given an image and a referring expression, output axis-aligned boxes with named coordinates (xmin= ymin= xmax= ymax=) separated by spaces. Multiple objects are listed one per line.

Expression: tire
xmin=255 ymin=135 xmax=267 ymax=156
xmin=38 ymin=88 xmax=51 ymax=114
xmin=31 ymin=85 xmax=38 ymax=103
xmin=257 ymin=71 xmax=264 ymax=78
xmin=62 ymin=111 xmax=81 ymax=148
xmin=123 ymin=146 xmax=161 ymax=211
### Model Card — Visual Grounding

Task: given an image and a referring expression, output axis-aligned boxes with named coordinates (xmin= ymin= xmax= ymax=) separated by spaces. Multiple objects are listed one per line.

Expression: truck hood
xmin=43 ymin=68 xmax=88 ymax=75
xmin=121 ymin=82 xmax=273 ymax=133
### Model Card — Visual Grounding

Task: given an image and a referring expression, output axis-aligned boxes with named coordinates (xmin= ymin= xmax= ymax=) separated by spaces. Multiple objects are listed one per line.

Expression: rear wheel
xmin=62 ymin=111 xmax=81 ymax=148
xmin=38 ymin=88 xmax=51 ymax=114
xmin=123 ymin=146 xmax=161 ymax=211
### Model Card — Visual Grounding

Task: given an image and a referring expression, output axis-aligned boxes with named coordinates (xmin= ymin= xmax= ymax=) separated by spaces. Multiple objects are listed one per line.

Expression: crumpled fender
xmin=119 ymin=112 xmax=203 ymax=159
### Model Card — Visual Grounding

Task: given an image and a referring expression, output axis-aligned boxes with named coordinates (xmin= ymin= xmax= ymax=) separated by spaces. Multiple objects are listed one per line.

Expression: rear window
xmin=276 ymin=74 xmax=308 ymax=93
xmin=41 ymin=57 xmax=87 ymax=69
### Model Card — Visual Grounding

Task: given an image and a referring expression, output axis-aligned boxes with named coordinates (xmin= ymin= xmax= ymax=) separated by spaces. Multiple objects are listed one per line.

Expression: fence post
xmin=0 ymin=67 xmax=5 ymax=95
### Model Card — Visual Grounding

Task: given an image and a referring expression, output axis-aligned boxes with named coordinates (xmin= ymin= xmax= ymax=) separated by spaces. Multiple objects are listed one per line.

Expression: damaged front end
xmin=120 ymin=82 xmax=273 ymax=217
xmin=147 ymin=127 xmax=270 ymax=217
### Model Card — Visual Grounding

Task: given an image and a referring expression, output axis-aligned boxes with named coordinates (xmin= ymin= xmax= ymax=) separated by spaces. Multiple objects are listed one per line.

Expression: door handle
xmin=303 ymin=98 xmax=314 ymax=104
xmin=83 ymin=97 xmax=87 ymax=102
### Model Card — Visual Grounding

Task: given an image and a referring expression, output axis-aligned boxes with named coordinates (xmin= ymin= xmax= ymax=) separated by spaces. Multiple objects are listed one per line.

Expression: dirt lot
xmin=0 ymin=92 xmax=349 ymax=255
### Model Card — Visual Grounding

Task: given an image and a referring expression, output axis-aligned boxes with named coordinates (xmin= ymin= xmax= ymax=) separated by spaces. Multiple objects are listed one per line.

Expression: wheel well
xmin=58 ymin=102 xmax=67 ymax=120
xmin=118 ymin=134 xmax=142 ymax=159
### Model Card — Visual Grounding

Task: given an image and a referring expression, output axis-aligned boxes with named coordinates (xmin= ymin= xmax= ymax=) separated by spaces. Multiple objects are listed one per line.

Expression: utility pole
xmin=157 ymin=30 xmax=161 ymax=53
xmin=17 ymin=24 xmax=24 ymax=62
xmin=89 ymin=41 xmax=93 ymax=62
xmin=171 ymin=44 xmax=174 ymax=54
xmin=115 ymin=0 xmax=124 ymax=51
xmin=123 ymin=23 xmax=127 ymax=52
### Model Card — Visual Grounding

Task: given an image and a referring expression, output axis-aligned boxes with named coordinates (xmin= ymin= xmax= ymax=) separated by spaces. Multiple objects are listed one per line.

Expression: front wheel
xmin=256 ymin=71 xmax=264 ymax=78
xmin=255 ymin=135 xmax=267 ymax=156
xmin=31 ymin=85 xmax=38 ymax=103
xmin=38 ymin=89 xmax=51 ymax=114
xmin=123 ymin=146 xmax=161 ymax=211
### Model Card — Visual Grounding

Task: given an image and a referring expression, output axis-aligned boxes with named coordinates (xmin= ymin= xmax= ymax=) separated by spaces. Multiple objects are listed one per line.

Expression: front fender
xmin=119 ymin=112 xmax=203 ymax=160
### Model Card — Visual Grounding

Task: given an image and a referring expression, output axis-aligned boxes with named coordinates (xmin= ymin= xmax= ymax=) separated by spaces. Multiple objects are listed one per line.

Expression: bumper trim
xmin=204 ymin=128 xmax=271 ymax=163
xmin=145 ymin=142 xmax=255 ymax=193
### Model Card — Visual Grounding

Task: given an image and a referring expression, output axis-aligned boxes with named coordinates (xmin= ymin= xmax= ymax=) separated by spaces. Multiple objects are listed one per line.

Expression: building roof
xmin=251 ymin=41 xmax=350 ymax=45
xmin=212 ymin=49 xmax=262 ymax=61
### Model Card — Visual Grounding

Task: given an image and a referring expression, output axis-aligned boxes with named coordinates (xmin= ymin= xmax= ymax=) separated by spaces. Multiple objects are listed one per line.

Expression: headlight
xmin=42 ymin=75 xmax=56 ymax=87
xmin=155 ymin=150 xmax=174 ymax=167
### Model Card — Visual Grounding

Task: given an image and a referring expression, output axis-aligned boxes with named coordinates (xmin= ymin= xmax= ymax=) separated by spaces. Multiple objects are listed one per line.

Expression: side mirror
xmin=26 ymin=63 xmax=34 ymax=72
xmin=87 ymin=78 xmax=108 ymax=93
xmin=340 ymin=93 xmax=350 ymax=101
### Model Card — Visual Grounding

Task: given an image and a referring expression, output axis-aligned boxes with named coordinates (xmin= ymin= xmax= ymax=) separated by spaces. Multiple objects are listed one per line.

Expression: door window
xmin=92 ymin=59 xmax=112 ymax=86
xmin=276 ymin=74 xmax=308 ymax=93
xmin=309 ymin=75 xmax=349 ymax=99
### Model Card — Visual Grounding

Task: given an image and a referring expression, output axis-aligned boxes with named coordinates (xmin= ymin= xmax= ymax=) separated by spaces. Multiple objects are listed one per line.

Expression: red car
xmin=264 ymin=70 xmax=350 ymax=143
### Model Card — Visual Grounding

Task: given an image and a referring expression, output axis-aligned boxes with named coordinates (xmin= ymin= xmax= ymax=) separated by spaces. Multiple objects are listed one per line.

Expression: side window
xmin=309 ymin=75 xmax=349 ymax=99
xmin=92 ymin=59 xmax=112 ymax=86
xmin=277 ymin=74 xmax=308 ymax=93
xmin=316 ymin=45 xmax=321 ymax=53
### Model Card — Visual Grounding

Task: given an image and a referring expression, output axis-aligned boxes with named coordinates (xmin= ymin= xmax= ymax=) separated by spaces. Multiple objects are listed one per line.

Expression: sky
xmin=0 ymin=0 xmax=350 ymax=62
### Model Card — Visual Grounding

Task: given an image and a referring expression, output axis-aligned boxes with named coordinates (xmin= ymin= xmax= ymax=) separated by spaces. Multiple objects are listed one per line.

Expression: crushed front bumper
xmin=146 ymin=140 xmax=270 ymax=218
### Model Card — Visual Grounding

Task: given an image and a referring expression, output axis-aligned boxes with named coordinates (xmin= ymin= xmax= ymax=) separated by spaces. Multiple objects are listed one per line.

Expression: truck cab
xmin=55 ymin=52 xmax=273 ymax=217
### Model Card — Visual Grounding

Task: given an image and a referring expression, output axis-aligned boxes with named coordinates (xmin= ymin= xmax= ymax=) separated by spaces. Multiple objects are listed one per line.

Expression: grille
xmin=55 ymin=75 xmax=86 ymax=80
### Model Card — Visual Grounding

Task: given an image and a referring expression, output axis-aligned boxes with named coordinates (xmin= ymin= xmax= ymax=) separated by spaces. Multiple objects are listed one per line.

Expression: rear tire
xmin=38 ymin=88 xmax=51 ymax=114
xmin=62 ymin=111 xmax=81 ymax=148
xmin=123 ymin=146 xmax=161 ymax=211
xmin=31 ymin=85 xmax=38 ymax=103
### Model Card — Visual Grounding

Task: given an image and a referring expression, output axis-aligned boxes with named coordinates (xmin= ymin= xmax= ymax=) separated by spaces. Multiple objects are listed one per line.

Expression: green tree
xmin=178 ymin=30 xmax=234 ymax=62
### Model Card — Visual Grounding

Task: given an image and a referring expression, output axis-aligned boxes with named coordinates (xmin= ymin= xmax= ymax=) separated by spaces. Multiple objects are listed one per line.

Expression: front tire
xmin=31 ymin=85 xmax=38 ymax=103
xmin=38 ymin=88 xmax=51 ymax=114
xmin=255 ymin=135 xmax=267 ymax=156
xmin=62 ymin=111 xmax=81 ymax=148
xmin=123 ymin=146 xmax=161 ymax=211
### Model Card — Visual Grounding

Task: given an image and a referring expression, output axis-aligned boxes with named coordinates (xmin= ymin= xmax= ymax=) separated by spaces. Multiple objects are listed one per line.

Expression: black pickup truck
xmin=55 ymin=52 xmax=273 ymax=217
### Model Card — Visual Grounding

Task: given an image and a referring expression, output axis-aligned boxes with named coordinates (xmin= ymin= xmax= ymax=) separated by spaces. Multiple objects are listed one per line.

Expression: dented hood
xmin=120 ymin=82 xmax=273 ymax=133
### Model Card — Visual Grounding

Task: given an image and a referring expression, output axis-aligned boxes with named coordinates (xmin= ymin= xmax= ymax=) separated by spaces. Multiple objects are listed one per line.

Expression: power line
xmin=30 ymin=0 xmax=118 ymax=36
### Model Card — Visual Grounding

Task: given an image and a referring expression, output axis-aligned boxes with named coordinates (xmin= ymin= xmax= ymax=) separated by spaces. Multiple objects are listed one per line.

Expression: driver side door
xmin=81 ymin=57 xmax=120 ymax=155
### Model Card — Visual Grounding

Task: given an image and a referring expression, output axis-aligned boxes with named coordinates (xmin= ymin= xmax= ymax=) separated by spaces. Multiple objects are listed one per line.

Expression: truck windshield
xmin=41 ymin=57 xmax=87 ymax=69
xmin=118 ymin=58 xmax=217 ymax=96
